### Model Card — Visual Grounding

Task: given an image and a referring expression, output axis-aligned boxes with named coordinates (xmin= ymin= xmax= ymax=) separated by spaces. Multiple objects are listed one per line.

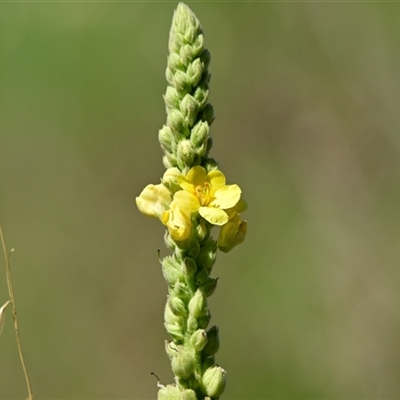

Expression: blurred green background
xmin=1 ymin=2 xmax=400 ymax=399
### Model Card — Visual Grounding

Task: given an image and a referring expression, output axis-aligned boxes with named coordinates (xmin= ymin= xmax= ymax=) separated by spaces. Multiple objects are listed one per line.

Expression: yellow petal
xmin=136 ymin=184 xmax=172 ymax=218
xmin=218 ymin=215 xmax=247 ymax=253
xmin=206 ymin=170 xmax=226 ymax=192
xmin=178 ymin=165 xmax=206 ymax=191
xmin=166 ymin=204 xmax=192 ymax=241
xmin=211 ymin=184 xmax=241 ymax=210
xmin=199 ymin=207 xmax=229 ymax=226
xmin=173 ymin=190 xmax=200 ymax=216
xmin=225 ymin=199 xmax=248 ymax=219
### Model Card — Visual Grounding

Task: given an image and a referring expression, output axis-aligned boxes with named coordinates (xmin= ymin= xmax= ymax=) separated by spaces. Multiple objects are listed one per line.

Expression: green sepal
xmin=190 ymin=329 xmax=207 ymax=352
xmin=171 ymin=346 xmax=196 ymax=379
xmin=188 ymin=289 xmax=207 ymax=319
xmin=202 ymin=325 xmax=220 ymax=356
xmin=201 ymin=366 xmax=226 ymax=398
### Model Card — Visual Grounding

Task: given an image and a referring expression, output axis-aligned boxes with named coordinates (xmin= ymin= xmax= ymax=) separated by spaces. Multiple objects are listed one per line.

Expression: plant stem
xmin=0 ymin=222 xmax=34 ymax=400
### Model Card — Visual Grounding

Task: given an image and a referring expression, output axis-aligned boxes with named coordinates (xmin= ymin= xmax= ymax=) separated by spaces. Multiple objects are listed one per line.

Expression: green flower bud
xmin=201 ymin=277 xmax=218 ymax=298
xmin=165 ymin=340 xmax=178 ymax=359
xmin=173 ymin=70 xmax=191 ymax=94
xmin=162 ymin=167 xmax=181 ymax=194
xmin=188 ymin=289 xmax=207 ymax=319
xmin=187 ymin=315 xmax=198 ymax=333
xmin=162 ymin=152 xmax=178 ymax=170
xmin=158 ymin=125 xmax=174 ymax=153
xmin=177 ymin=140 xmax=196 ymax=170
xmin=181 ymin=389 xmax=197 ymax=400
xmin=162 ymin=256 xmax=183 ymax=285
xmin=201 ymin=366 xmax=226 ymax=398
xmin=190 ymin=329 xmax=207 ymax=352
xmin=193 ymin=82 xmax=209 ymax=109
xmin=218 ymin=216 xmax=247 ymax=253
xmin=182 ymin=257 xmax=197 ymax=278
xmin=196 ymin=239 xmax=217 ymax=272
xmin=167 ymin=109 xmax=186 ymax=134
xmin=168 ymin=296 xmax=186 ymax=317
xmin=172 ymin=281 xmax=190 ymax=299
xmin=199 ymin=103 xmax=214 ymax=125
xmin=195 ymin=219 xmax=210 ymax=242
xmin=164 ymin=86 xmax=181 ymax=112
xmin=200 ymin=48 xmax=211 ymax=70
xmin=190 ymin=121 xmax=209 ymax=147
xmin=197 ymin=312 xmax=211 ymax=329
xmin=164 ymin=300 xmax=181 ymax=326
xmin=171 ymin=346 xmax=196 ymax=379
xmin=164 ymin=322 xmax=184 ymax=342
xmin=181 ymin=94 xmax=199 ymax=128
xmin=167 ymin=52 xmax=184 ymax=76
xmin=202 ymin=326 xmax=220 ymax=357
xmin=179 ymin=44 xmax=195 ymax=68
xmin=157 ymin=384 xmax=181 ymax=400
xmin=186 ymin=57 xmax=203 ymax=88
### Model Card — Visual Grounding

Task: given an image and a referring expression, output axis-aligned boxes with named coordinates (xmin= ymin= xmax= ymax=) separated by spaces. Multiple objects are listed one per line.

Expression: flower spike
xmin=135 ymin=3 xmax=247 ymax=398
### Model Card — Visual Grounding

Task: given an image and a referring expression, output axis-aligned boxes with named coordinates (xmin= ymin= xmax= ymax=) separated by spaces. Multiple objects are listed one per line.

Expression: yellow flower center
xmin=195 ymin=182 xmax=212 ymax=206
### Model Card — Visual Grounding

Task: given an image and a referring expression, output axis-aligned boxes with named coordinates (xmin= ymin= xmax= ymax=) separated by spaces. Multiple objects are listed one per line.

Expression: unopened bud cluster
xmin=159 ymin=2 xmax=214 ymax=173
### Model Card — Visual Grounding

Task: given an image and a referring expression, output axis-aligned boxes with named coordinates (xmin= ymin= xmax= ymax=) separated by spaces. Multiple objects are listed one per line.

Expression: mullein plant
xmin=136 ymin=3 xmax=247 ymax=399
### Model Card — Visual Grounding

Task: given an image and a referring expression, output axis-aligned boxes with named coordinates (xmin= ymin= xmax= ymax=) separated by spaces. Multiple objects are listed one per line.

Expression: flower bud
xmin=182 ymin=257 xmax=197 ymax=278
xmin=163 ymin=154 xmax=176 ymax=169
xmin=196 ymin=240 xmax=217 ymax=271
xmin=162 ymin=256 xmax=183 ymax=285
xmin=202 ymin=326 xmax=220 ymax=357
xmin=167 ymin=109 xmax=185 ymax=134
xmin=193 ymin=83 xmax=209 ymax=109
xmin=162 ymin=168 xmax=181 ymax=193
xmin=200 ymin=48 xmax=211 ymax=70
xmin=157 ymin=384 xmax=181 ymax=400
xmin=195 ymin=219 xmax=210 ymax=242
xmin=181 ymin=94 xmax=199 ymax=128
xmin=197 ymin=312 xmax=211 ymax=329
xmin=177 ymin=140 xmax=196 ymax=170
xmin=218 ymin=215 xmax=247 ymax=253
xmin=171 ymin=346 xmax=195 ymax=379
xmin=158 ymin=125 xmax=174 ymax=153
xmin=190 ymin=329 xmax=207 ymax=352
xmin=179 ymin=44 xmax=194 ymax=67
xmin=165 ymin=340 xmax=178 ymax=359
xmin=201 ymin=366 xmax=226 ymax=398
xmin=173 ymin=70 xmax=191 ymax=94
xmin=201 ymin=278 xmax=218 ymax=298
xmin=199 ymin=103 xmax=214 ymax=125
xmin=187 ymin=315 xmax=198 ymax=333
xmin=190 ymin=120 xmax=209 ymax=147
xmin=188 ymin=289 xmax=207 ymax=319
xmin=164 ymin=322 xmax=184 ymax=342
xmin=167 ymin=51 xmax=184 ymax=73
xmin=181 ymin=389 xmax=197 ymax=400
xmin=186 ymin=57 xmax=203 ymax=88
xmin=168 ymin=296 xmax=186 ymax=317
xmin=164 ymin=300 xmax=181 ymax=326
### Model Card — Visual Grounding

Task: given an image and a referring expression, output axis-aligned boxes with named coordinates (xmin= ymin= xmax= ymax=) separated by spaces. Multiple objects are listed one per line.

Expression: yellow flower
xmin=161 ymin=201 xmax=192 ymax=241
xmin=136 ymin=183 xmax=172 ymax=218
xmin=218 ymin=199 xmax=247 ymax=252
xmin=175 ymin=166 xmax=242 ymax=226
